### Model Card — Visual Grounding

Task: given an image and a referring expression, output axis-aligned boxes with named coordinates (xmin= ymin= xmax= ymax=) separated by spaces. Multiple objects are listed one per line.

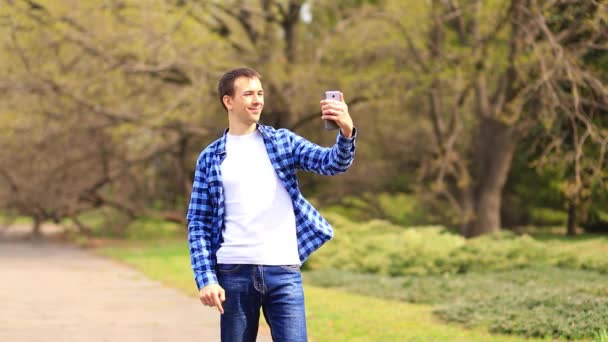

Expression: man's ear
xmin=222 ymin=95 xmax=232 ymax=110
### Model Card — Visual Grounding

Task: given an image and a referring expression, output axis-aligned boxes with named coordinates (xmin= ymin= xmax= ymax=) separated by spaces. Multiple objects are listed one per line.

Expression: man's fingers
xmin=322 ymin=104 xmax=347 ymax=115
xmin=199 ymin=285 xmax=226 ymax=314
xmin=213 ymin=292 xmax=224 ymax=314
xmin=211 ymin=292 xmax=224 ymax=314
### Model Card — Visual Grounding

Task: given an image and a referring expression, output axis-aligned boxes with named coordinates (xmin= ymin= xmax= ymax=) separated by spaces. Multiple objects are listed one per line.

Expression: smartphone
xmin=324 ymin=90 xmax=341 ymax=130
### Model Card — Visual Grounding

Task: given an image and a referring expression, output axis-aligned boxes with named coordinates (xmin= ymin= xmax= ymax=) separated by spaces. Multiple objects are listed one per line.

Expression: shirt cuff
xmin=339 ymin=126 xmax=357 ymax=139
xmin=337 ymin=127 xmax=357 ymax=151
xmin=195 ymin=271 xmax=219 ymax=290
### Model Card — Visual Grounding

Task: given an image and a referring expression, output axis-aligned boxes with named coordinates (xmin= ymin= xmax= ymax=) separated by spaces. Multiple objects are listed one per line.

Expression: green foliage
xmin=583 ymin=182 xmax=608 ymax=233
xmin=63 ymin=209 xmax=131 ymax=237
xmin=305 ymin=213 xmax=608 ymax=339
xmin=323 ymin=192 xmax=437 ymax=231
xmin=307 ymin=212 xmax=464 ymax=275
xmin=431 ymin=268 xmax=608 ymax=340
xmin=93 ymin=212 xmax=608 ymax=340
xmin=594 ymin=328 xmax=608 ymax=342
xmin=308 ymin=213 xmax=608 ymax=275
xmin=0 ymin=213 xmax=33 ymax=226
xmin=528 ymin=207 xmax=567 ymax=226
xmin=124 ymin=217 xmax=183 ymax=240
xmin=64 ymin=209 xmax=183 ymax=240
xmin=97 ymin=240 xmax=543 ymax=341
xmin=305 ymin=267 xmax=608 ymax=340
xmin=502 ymin=145 xmax=567 ymax=227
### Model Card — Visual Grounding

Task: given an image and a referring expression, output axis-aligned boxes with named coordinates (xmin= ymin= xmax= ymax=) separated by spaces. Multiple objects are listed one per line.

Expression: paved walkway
xmin=0 ymin=224 xmax=272 ymax=342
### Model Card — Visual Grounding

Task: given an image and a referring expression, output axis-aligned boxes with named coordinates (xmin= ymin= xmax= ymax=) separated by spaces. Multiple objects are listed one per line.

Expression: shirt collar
xmin=216 ymin=124 xmax=268 ymax=155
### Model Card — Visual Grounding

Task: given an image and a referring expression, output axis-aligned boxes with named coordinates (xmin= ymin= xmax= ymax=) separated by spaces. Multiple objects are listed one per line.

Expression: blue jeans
xmin=217 ymin=264 xmax=307 ymax=342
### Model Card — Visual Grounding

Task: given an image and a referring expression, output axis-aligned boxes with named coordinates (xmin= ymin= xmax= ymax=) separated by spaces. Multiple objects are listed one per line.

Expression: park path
xmin=0 ymin=224 xmax=272 ymax=342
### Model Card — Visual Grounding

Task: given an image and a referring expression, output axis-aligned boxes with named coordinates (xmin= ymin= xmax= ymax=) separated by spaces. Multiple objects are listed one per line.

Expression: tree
xmin=0 ymin=0 xmax=373 ymax=231
xmin=0 ymin=0 xmax=226 ymax=232
xmin=335 ymin=0 xmax=608 ymax=236
xmin=424 ymin=0 xmax=608 ymax=237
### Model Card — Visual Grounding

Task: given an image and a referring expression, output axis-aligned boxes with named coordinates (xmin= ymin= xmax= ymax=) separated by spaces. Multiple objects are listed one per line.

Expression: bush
xmin=63 ymin=209 xmax=184 ymax=240
xmin=594 ymin=328 xmax=608 ymax=342
xmin=305 ymin=212 xmax=608 ymax=340
xmin=304 ymin=267 xmax=608 ymax=340
xmin=307 ymin=212 xmax=464 ymax=275
xmin=307 ymin=212 xmax=608 ymax=275
xmin=431 ymin=268 xmax=608 ymax=340
xmin=124 ymin=217 xmax=183 ymax=240
xmin=528 ymin=207 xmax=567 ymax=226
xmin=322 ymin=192 xmax=435 ymax=227
xmin=582 ymin=209 xmax=608 ymax=233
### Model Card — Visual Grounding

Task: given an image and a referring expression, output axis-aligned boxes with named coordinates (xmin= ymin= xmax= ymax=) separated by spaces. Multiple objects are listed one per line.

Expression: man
xmin=186 ymin=67 xmax=357 ymax=341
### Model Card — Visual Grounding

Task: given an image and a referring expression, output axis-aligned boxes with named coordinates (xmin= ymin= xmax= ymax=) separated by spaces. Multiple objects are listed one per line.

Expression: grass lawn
xmin=95 ymin=239 xmax=546 ymax=342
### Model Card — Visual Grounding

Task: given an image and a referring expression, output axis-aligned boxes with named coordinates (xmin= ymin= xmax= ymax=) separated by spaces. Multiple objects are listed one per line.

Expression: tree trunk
xmin=32 ymin=216 xmax=42 ymax=238
xmin=567 ymin=199 xmax=577 ymax=236
xmin=465 ymin=117 xmax=517 ymax=238
xmin=176 ymin=135 xmax=191 ymax=208
xmin=283 ymin=0 xmax=301 ymax=65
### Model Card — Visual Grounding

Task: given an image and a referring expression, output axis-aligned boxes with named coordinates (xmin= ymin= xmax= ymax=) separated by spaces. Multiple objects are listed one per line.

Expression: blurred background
xmin=1 ymin=0 xmax=608 ymax=341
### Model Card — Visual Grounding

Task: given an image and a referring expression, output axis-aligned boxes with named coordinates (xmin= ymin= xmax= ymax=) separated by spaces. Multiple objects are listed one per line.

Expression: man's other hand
xmin=199 ymin=284 xmax=226 ymax=314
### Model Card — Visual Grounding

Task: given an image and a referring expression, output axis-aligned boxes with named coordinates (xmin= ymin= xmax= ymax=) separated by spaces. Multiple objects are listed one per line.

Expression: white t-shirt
xmin=216 ymin=130 xmax=300 ymax=265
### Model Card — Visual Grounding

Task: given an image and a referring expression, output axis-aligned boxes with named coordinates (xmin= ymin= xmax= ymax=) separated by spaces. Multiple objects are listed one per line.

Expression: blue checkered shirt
xmin=186 ymin=124 xmax=357 ymax=289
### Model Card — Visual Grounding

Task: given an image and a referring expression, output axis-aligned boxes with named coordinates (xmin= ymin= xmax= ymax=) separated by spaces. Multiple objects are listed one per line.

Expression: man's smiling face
xmin=224 ymin=76 xmax=264 ymax=126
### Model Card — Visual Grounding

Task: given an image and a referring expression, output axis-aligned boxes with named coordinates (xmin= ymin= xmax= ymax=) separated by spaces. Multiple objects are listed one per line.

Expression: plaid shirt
xmin=187 ymin=124 xmax=357 ymax=289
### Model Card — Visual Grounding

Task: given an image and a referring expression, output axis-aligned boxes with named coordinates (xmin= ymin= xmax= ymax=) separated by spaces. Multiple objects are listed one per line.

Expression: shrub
xmin=309 ymin=212 xmax=608 ymax=276
xmin=308 ymin=212 xmax=464 ymax=276
xmin=529 ymin=207 xmax=567 ymax=226
xmin=594 ymin=328 xmax=608 ymax=342
xmin=304 ymin=267 xmax=608 ymax=340
xmin=124 ymin=217 xmax=183 ymax=240
xmin=322 ymin=192 xmax=435 ymax=227
xmin=433 ymin=271 xmax=608 ymax=340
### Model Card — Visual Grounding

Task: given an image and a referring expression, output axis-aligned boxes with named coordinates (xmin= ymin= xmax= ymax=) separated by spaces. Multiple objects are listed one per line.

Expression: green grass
xmin=0 ymin=214 xmax=33 ymax=226
xmin=302 ymin=213 xmax=608 ymax=339
xmin=88 ymin=210 xmax=608 ymax=340
xmin=594 ymin=329 xmax=608 ymax=342
xmin=95 ymin=240 xmax=545 ymax=341
xmin=305 ymin=268 xmax=608 ymax=339
xmin=60 ymin=208 xmax=185 ymax=240
xmin=304 ymin=286 xmax=540 ymax=342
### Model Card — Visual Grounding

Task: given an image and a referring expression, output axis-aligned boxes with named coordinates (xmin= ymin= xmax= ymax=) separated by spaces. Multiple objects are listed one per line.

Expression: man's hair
xmin=218 ymin=67 xmax=262 ymax=111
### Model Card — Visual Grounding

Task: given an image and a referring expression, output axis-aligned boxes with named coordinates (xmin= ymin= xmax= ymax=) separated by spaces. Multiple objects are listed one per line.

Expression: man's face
xmin=224 ymin=76 xmax=264 ymax=125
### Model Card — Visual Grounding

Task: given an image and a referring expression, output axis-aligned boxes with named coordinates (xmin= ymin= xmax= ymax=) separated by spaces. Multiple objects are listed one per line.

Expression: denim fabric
xmin=217 ymin=264 xmax=307 ymax=342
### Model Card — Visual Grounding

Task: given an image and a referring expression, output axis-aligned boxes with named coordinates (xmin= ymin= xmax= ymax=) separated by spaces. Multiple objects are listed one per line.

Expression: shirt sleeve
xmin=290 ymin=127 xmax=357 ymax=175
xmin=186 ymin=156 xmax=218 ymax=290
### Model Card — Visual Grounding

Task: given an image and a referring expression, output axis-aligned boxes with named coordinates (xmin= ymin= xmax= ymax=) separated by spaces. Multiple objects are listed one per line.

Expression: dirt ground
xmin=0 ymin=224 xmax=272 ymax=342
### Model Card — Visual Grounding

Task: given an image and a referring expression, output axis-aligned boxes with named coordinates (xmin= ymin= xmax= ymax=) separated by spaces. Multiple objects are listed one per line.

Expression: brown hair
xmin=217 ymin=67 xmax=261 ymax=111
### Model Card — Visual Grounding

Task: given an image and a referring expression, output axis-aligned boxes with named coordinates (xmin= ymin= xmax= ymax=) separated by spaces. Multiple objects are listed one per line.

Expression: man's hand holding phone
xmin=321 ymin=90 xmax=354 ymax=138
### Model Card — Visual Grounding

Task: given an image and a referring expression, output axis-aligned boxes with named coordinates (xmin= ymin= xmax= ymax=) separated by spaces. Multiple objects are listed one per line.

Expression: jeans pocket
xmin=217 ymin=264 xmax=242 ymax=274
xmin=278 ymin=264 xmax=301 ymax=272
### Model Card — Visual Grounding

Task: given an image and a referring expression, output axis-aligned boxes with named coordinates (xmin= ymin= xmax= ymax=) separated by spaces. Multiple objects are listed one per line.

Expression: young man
xmin=186 ymin=67 xmax=357 ymax=341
